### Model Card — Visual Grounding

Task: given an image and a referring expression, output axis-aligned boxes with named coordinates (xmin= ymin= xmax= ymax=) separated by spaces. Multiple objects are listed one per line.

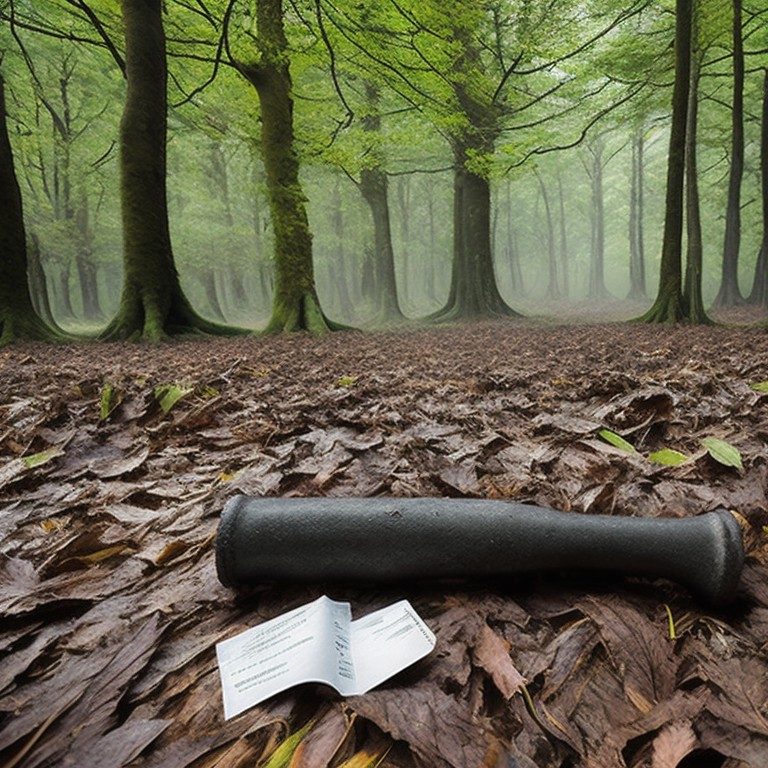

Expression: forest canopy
xmin=0 ymin=0 xmax=767 ymax=341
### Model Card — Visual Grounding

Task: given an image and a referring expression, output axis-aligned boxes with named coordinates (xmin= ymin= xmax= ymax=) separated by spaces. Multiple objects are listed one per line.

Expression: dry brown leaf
xmin=651 ymin=720 xmax=698 ymax=768
xmin=472 ymin=623 xmax=526 ymax=699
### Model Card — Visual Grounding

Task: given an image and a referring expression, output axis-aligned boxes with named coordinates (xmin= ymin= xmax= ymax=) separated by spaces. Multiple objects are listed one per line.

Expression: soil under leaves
xmin=1 ymin=321 xmax=768 ymax=768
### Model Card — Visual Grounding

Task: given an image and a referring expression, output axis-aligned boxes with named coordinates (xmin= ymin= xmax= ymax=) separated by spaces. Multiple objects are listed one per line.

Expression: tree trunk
xmin=505 ymin=181 xmax=524 ymax=295
xmin=238 ymin=0 xmax=333 ymax=332
xmin=432 ymin=141 xmax=518 ymax=320
xmin=628 ymin=129 xmax=647 ymax=300
xmin=683 ymin=22 xmax=709 ymax=324
xmin=101 ymin=0 xmax=235 ymax=340
xmin=75 ymin=188 xmax=103 ymax=320
xmin=0 ymin=74 xmax=57 ymax=345
xmin=588 ymin=141 xmax=609 ymax=299
xmin=557 ymin=174 xmax=569 ymax=298
xmin=331 ymin=179 xmax=354 ymax=320
xmin=58 ymin=262 xmax=76 ymax=319
xmin=230 ymin=270 xmax=250 ymax=308
xmin=359 ymin=83 xmax=402 ymax=322
xmin=27 ymin=233 xmax=56 ymax=326
xmin=713 ymin=0 xmax=745 ymax=308
xmin=426 ymin=177 xmax=438 ymax=302
xmin=198 ymin=268 xmax=226 ymax=321
xmin=537 ymin=174 xmax=559 ymax=298
xmin=748 ymin=68 xmax=768 ymax=307
xmin=639 ymin=0 xmax=691 ymax=322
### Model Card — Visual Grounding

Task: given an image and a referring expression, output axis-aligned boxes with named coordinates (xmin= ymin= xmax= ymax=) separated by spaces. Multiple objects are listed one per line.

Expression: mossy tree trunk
xmin=237 ymin=0 xmax=333 ymax=333
xmin=639 ymin=0 xmax=691 ymax=323
xmin=713 ymin=0 xmax=745 ymax=309
xmin=748 ymin=68 xmax=768 ymax=308
xmin=683 ymin=20 xmax=710 ymax=324
xmin=102 ymin=0 xmax=238 ymax=341
xmin=0 ymin=74 xmax=59 ymax=346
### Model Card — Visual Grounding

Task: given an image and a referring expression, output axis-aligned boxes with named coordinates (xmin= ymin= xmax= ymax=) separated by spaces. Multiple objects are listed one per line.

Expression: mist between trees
xmin=0 ymin=0 xmax=766 ymax=342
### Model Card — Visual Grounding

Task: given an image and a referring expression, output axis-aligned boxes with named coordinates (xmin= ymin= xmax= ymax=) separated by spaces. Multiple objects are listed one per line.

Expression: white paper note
xmin=216 ymin=595 xmax=436 ymax=719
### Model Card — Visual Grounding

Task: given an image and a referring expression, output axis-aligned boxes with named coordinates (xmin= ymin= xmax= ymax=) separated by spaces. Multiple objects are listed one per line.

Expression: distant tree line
xmin=0 ymin=0 xmax=766 ymax=344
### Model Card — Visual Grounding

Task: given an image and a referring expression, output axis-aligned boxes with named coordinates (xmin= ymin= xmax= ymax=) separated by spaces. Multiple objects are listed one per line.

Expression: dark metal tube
xmin=215 ymin=495 xmax=744 ymax=605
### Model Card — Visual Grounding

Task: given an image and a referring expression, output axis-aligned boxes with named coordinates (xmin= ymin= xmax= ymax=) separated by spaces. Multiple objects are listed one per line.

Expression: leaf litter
xmin=1 ymin=321 xmax=768 ymax=767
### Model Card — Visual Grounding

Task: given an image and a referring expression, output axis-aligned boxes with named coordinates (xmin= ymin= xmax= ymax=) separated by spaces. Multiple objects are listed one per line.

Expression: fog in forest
xmin=2 ymin=0 xmax=767 ymax=338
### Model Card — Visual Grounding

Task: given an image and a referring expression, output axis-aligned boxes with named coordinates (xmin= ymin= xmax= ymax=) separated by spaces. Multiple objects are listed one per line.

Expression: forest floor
xmin=2 ymin=320 xmax=768 ymax=768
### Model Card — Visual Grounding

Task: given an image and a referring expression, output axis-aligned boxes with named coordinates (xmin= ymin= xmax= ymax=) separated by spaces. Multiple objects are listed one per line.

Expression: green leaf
xmin=154 ymin=383 xmax=192 ymax=414
xmin=23 ymin=447 xmax=64 ymax=469
xmin=701 ymin=437 xmax=743 ymax=470
xmin=649 ymin=448 xmax=689 ymax=466
xmin=337 ymin=374 xmax=358 ymax=388
xmin=598 ymin=428 xmax=636 ymax=454
xmin=99 ymin=382 xmax=122 ymax=421
xmin=750 ymin=381 xmax=768 ymax=393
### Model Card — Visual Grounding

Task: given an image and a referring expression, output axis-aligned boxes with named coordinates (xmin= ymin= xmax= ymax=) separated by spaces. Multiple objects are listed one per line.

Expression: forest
xmin=0 ymin=0 xmax=766 ymax=340
xmin=4 ymin=2 xmax=768 ymax=768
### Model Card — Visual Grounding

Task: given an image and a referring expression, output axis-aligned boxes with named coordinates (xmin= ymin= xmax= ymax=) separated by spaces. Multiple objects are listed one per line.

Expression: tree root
xmin=262 ymin=291 xmax=351 ymax=334
xmin=636 ymin=291 xmax=688 ymax=323
xmin=99 ymin=291 xmax=249 ymax=342
xmin=0 ymin=313 xmax=69 ymax=347
xmin=425 ymin=296 xmax=522 ymax=324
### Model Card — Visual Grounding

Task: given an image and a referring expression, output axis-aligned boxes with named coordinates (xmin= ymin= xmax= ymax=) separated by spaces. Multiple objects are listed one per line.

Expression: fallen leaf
xmin=701 ymin=437 xmax=743 ymax=471
xmin=154 ymin=383 xmax=193 ymax=414
xmin=598 ymin=429 xmax=636 ymax=454
xmin=649 ymin=448 xmax=689 ymax=466
xmin=651 ymin=720 xmax=697 ymax=768
xmin=472 ymin=624 xmax=526 ymax=699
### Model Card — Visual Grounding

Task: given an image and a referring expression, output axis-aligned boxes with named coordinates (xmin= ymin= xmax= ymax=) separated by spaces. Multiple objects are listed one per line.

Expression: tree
xmin=627 ymin=127 xmax=647 ymax=300
xmin=682 ymin=5 xmax=709 ymax=324
xmin=639 ymin=0 xmax=692 ymax=323
xmin=0 ymin=71 xmax=60 ymax=345
xmin=712 ymin=0 xmax=745 ymax=309
xmin=357 ymin=82 xmax=404 ymax=323
xmin=225 ymin=0 xmax=337 ymax=333
xmin=748 ymin=67 xmax=768 ymax=308
xmin=101 ymin=0 xmax=239 ymax=340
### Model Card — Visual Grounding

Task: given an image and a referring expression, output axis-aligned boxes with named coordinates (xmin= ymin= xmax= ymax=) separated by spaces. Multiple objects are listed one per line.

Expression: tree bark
xmin=639 ymin=0 xmax=691 ymax=323
xmin=237 ymin=0 xmax=334 ymax=332
xmin=101 ymin=0 xmax=235 ymax=340
xmin=0 ymin=74 xmax=57 ymax=345
xmin=683 ymin=21 xmax=709 ymax=324
xmin=713 ymin=0 xmax=745 ymax=308
xmin=748 ymin=68 xmax=768 ymax=307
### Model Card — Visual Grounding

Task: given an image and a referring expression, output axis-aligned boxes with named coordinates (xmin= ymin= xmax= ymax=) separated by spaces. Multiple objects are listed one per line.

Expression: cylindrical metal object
xmin=215 ymin=495 xmax=745 ymax=605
